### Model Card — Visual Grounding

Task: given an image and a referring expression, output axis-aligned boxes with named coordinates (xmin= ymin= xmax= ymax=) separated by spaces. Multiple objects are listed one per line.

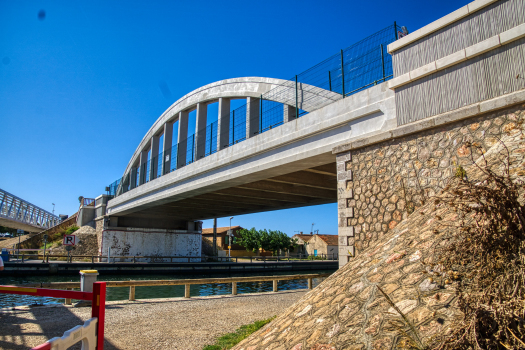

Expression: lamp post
xmin=228 ymin=217 xmax=234 ymax=258
xmin=42 ymin=234 xmax=48 ymax=263
xmin=311 ymin=223 xmax=315 ymax=234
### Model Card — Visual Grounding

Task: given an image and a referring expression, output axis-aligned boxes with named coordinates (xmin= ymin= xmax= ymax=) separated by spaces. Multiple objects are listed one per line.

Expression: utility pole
xmin=311 ymin=223 xmax=315 ymax=234
xmin=213 ymin=218 xmax=217 ymax=258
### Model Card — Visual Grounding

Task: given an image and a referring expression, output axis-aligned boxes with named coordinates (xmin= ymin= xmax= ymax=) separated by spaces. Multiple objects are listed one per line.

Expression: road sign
xmin=227 ymin=230 xmax=233 ymax=236
xmin=63 ymin=235 xmax=76 ymax=246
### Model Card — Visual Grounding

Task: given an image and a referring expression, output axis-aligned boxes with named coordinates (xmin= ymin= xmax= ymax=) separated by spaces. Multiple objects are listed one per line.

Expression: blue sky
xmin=0 ymin=0 xmax=467 ymax=235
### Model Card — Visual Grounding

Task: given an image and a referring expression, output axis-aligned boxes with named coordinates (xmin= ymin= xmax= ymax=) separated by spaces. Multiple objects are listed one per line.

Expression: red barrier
xmin=0 ymin=282 xmax=106 ymax=350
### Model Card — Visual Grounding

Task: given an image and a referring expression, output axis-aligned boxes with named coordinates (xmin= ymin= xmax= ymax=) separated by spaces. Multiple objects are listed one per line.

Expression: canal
xmin=0 ymin=269 xmax=334 ymax=308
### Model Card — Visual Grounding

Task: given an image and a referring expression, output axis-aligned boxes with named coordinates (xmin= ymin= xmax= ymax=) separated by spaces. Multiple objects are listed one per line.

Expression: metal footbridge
xmin=0 ymin=188 xmax=60 ymax=232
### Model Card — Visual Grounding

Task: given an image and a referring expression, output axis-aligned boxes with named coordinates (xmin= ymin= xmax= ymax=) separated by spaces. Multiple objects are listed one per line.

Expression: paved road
xmin=0 ymin=290 xmax=307 ymax=350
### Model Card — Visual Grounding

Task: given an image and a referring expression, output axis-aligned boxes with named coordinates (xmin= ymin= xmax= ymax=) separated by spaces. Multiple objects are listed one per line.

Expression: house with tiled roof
xmin=293 ymin=233 xmax=338 ymax=259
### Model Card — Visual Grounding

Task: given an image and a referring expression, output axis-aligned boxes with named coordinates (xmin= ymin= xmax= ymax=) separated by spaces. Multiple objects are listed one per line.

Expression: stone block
xmin=479 ymin=89 xmax=525 ymax=114
xmin=435 ymin=49 xmax=466 ymax=70
xmin=467 ymin=0 xmax=499 ymax=13
xmin=409 ymin=61 xmax=437 ymax=81
xmin=465 ymin=35 xmax=501 ymax=59
xmin=391 ymin=118 xmax=434 ymax=139
xmin=499 ymin=23 xmax=525 ymax=45
xmin=336 ymin=151 xmax=352 ymax=162
xmin=338 ymin=226 xmax=354 ymax=237
xmin=387 ymin=73 xmax=411 ymax=90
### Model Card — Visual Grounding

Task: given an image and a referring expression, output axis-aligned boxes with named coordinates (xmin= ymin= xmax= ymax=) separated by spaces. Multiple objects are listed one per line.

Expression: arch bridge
xmin=104 ymin=24 xmax=400 ymax=229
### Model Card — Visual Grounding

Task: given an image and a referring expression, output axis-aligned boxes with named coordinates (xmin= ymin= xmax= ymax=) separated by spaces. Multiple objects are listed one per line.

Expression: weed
xmin=202 ymin=316 xmax=275 ymax=350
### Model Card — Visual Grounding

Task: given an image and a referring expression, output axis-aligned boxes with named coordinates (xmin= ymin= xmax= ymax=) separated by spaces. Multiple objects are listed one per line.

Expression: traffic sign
xmin=63 ymin=235 xmax=76 ymax=246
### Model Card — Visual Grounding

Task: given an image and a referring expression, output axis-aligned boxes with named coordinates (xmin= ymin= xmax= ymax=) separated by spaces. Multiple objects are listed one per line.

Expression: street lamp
xmin=228 ymin=217 xmax=234 ymax=258
xmin=311 ymin=223 xmax=315 ymax=234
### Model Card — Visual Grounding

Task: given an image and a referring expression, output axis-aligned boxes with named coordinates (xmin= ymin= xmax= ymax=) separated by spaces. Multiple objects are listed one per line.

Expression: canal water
xmin=0 ymin=270 xmax=333 ymax=308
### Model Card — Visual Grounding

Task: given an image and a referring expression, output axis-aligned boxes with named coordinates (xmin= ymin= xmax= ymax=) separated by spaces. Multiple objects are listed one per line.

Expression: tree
xmin=237 ymin=228 xmax=298 ymax=255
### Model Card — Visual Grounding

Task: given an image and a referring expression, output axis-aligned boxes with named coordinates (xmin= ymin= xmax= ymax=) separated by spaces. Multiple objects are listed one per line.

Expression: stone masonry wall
xmin=337 ymin=103 xmax=525 ymax=266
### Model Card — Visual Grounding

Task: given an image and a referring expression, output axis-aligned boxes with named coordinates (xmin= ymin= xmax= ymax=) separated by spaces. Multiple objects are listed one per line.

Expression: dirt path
xmin=0 ymin=290 xmax=307 ymax=350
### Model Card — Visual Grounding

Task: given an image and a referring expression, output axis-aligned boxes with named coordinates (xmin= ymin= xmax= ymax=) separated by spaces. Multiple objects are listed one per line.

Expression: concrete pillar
xmin=283 ymin=105 xmax=296 ymax=123
xmin=195 ymin=102 xmax=207 ymax=160
xmin=246 ymin=97 xmax=260 ymax=139
xmin=162 ymin=122 xmax=173 ymax=175
xmin=217 ymin=98 xmax=230 ymax=150
xmin=336 ymin=150 xmax=354 ymax=268
xmin=177 ymin=110 xmax=189 ymax=168
xmin=138 ymin=149 xmax=148 ymax=185
xmin=150 ymin=136 xmax=160 ymax=180
xmin=130 ymin=166 xmax=138 ymax=189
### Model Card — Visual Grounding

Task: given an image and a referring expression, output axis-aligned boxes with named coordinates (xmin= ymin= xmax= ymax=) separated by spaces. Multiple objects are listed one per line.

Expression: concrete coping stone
xmin=332 ymin=88 xmax=525 ymax=154
xmin=388 ymin=23 xmax=519 ymax=90
xmin=387 ymin=0 xmax=499 ymax=53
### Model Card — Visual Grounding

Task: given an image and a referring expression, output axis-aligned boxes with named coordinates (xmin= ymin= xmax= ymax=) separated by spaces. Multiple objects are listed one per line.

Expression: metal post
xmin=295 ymin=75 xmax=299 ymax=119
xmin=192 ymin=134 xmax=195 ymax=163
xmin=341 ymin=50 xmax=345 ymax=98
xmin=394 ymin=21 xmax=398 ymax=40
xmin=328 ymin=71 xmax=332 ymax=91
xmin=209 ymin=123 xmax=213 ymax=155
xmin=308 ymin=278 xmax=313 ymax=289
xmin=232 ymin=110 xmax=235 ymax=144
xmin=260 ymin=94 xmax=263 ymax=133
xmin=273 ymin=280 xmax=278 ymax=292
xmin=232 ymin=282 xmax=237 ymax=295
xmin=213 ymin=218 xmax=217 ymax=257
xmin=381 ymin=44 xmax=385 ymax=81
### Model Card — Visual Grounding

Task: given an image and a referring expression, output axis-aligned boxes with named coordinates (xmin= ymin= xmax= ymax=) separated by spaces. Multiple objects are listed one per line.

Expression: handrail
xmin=8 ymin=253 xmax=338 ymax=263
xmin=18 ymin=273 xmax=330 ymax=300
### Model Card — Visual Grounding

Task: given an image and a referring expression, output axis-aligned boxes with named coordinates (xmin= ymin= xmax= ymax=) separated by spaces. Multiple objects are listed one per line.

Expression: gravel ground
xmin=0 ymin=290 xmax=306 ymax=350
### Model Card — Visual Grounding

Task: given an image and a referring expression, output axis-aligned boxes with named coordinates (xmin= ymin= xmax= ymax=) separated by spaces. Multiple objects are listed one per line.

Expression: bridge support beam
xmin=177 ymin=110 xmax=189 ymax=168
xmin=195 ymin=102 xmax=208 ymax=160
xmin=283 ymin=105 xmax=296 ymax=123
xmin=162 ymin=122 xmax=173 ymax=175
xmin=149 ymin=135 xmax=159 ymax=181
xmin=246 ymin=97 xmax=260 ymax=139
xmin=218 ymin=98 xmax=230 ymax=151
xmin=139 ymin=150 xmax=148 ymax=185
xmin=130 ymin=166 xmax=138 ymax=190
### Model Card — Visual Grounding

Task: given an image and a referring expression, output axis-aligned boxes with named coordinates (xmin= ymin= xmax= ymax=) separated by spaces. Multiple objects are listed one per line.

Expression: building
xmin=293 ymin=234 xmax=338 ymax=259
xmin=292 ymin=234 xmax=315 ymax=256
xmin=201 ymin=226 xmax=259 ymax=257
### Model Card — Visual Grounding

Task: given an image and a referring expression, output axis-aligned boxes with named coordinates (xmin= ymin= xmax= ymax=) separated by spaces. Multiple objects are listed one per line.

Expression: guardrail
xmin=7 ymin=252 xmax=338 ymax=263
xmin=21 ymin=273 xmax=330 ymax=301
xmin=0 ymin=282 xmax=106 ymax=350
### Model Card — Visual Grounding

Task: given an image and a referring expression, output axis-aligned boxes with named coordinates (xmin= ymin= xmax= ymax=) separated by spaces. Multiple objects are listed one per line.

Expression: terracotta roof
xmin=316 ymin=234 xmax=339 ymax=246
xmin=292 ymin=234 xmax=315 ymax=242
xmin=202 ymin=226 xmax=241 ymax=235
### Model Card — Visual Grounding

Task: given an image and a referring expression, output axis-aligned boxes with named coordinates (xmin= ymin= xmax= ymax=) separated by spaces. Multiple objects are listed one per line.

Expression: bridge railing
xmin=20 ymin=273 xmax=330 ymax=301
xmin=8 ymin=252 xmax=338 ymax=263
xmin=0 ymin=188 xmax=60 ymax=229
xmin=108 ymin=23 xmax=401 ymax=197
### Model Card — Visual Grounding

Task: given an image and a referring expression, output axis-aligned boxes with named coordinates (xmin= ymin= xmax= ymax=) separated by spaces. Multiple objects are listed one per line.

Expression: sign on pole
xmin=63 ymin=235 xmax=76 ymax=246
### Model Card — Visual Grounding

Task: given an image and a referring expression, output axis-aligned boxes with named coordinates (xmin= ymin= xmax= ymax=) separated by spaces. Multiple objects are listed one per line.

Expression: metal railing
xmin=108 ymin=23 xmax=401 ymax=197
xmin=20 ymin=273 xmax=330 ymax=301
xmin=0 ymin=188 xmax=60 ymax=229
xmin=8 ymin=252 xmax=338 ymax=263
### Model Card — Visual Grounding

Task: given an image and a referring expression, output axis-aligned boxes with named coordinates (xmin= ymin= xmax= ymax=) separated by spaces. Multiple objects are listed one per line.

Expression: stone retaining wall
xmin=337 ymin=103 xmax=524 ymax=264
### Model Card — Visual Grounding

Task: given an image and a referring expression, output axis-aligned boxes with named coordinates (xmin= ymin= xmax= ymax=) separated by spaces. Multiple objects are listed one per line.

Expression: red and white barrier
xmin=0 ymin=282 xmax=106 ymax=350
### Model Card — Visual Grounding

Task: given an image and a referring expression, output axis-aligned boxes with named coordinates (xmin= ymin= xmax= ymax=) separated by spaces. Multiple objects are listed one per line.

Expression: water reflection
xmin=0 ymin=270 xmax=332 ymax=308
